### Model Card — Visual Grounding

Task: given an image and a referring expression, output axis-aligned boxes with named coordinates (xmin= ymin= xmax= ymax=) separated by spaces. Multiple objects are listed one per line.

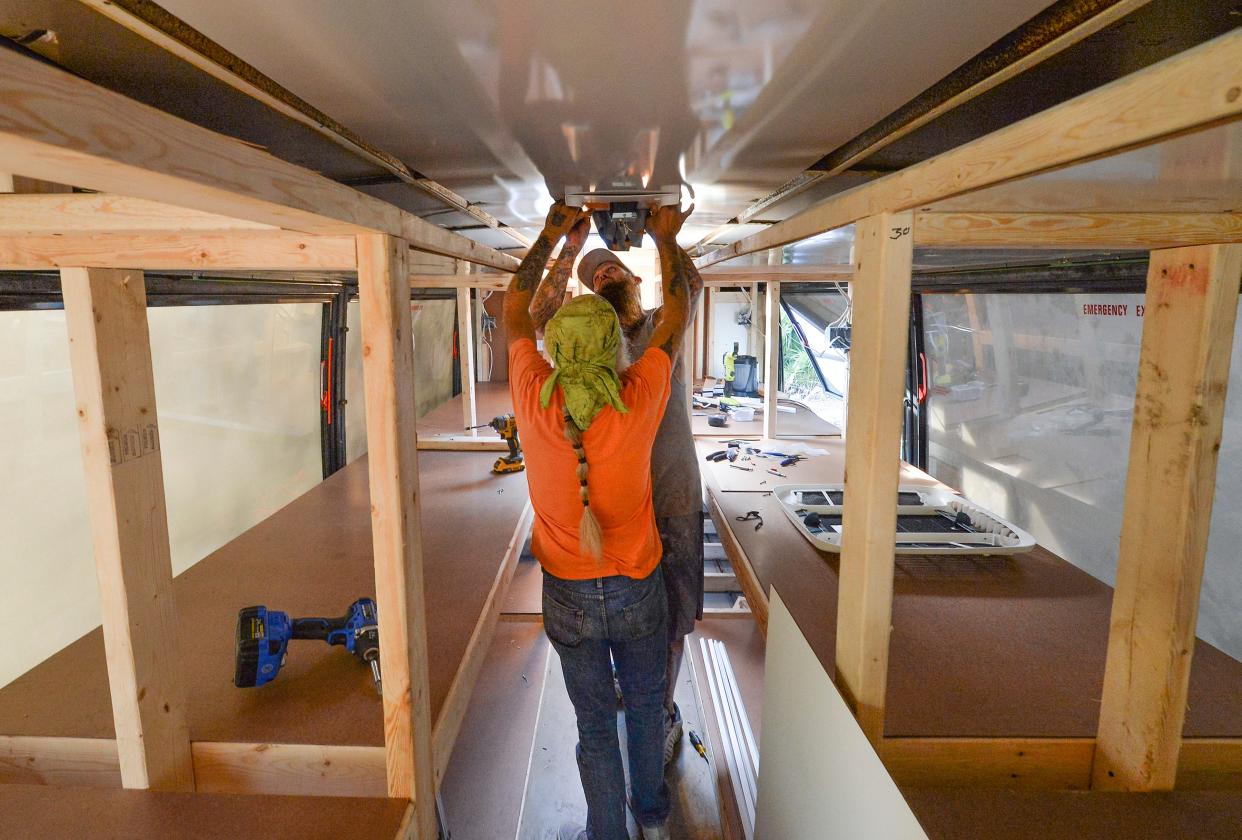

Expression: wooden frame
xmin=356 ymin=234 xmax=436 ymax=834
xmin=0 ymin=46 xmax=518 ymax=272
xmin=3 ymin=6 xmax=1242 ymax=833
xmin=697 ymin=28 xmax=1242 ymax=268
xmin=457 ymin=287 xmax=479 ymax=435
xmin=0 ymin=502 xmax=535 ymax=798
xmin=0 ymin=231 xmax=357 ymax=271
xmin=834 ymin=213 xmax=914 ymax=745
xmin=762 ymin=282 xmax=781 ymax=438
xmin=61 ymin=267 xmax=194 ymax=792
xmin=1093 ymin=244 xmax=1242 ymax=791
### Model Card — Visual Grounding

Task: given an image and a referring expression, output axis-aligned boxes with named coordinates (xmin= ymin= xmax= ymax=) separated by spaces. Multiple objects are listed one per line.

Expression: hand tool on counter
xmin=234 ymin=597 xmax=382 ymax=694
xmin=467 ymin=413 xmax=525 ymax=474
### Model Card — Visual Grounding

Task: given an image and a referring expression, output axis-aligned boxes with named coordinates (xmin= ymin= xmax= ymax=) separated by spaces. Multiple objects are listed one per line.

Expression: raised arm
xmin=504 ymin=202 xmax=590 ymax=343
xmin=530 ymin=216 xmax=589 ymax=331
xmin=646 ymin=203 xmax=695 ymax=361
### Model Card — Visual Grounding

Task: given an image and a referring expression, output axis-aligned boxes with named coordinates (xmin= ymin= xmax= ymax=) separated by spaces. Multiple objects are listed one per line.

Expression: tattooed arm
xmin=646 ymin=204 xmax=694 ymax=361
xmin=529 ymin=216 xmax=589 ymax=332
xmin=504 ymin=202 xmax=590 ymax=343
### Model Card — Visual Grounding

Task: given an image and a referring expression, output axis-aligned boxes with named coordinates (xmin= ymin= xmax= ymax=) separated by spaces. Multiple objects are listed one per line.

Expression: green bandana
xmin=539 ymin=294 xmax=629 ymax=428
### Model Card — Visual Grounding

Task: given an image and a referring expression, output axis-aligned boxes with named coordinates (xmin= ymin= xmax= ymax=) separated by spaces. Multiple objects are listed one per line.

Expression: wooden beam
xmin=431 ymin=503 xmax=534 ymax=784
xmin=0 ymin=173 xmax=74 ymax=193
xmin=9 ymin=733 xmax=1242 ymax=797
xmin=0 ymin=736 xmax=121 ymax=788
xmin=698 ymin=29 xmax=1242 ymax=268
xmin=409 ymin=273 xmax=511 ymax=290
xmin=0 ymin=231 xmax=357 ymax=270
xmin=913 ymin=211 xmax=1242 ymax=249
xmin=834 ymin=213 xmax=914 ymax=745
xmin=1093 ymin=244 xmax=1242 ymax=791
xmin=880 ymin=738 xmax=1095 ymax=789
xmin=191 ymin=742 xmax=385 ymax=798
xmin=61 ymin=267 xmax=194 ymax=791
xmin=0 ymin=46 xmax=518 ymax=272
xmin=356 ymin=234 xmax=436 ymax=835
xmin=457 ymin=287 xmax=479 ymax=435
xmin=415 ymin=435 xmax=507 ymax=452
xmin=1178 ymin=739 xmax=1242 ymax=790
xmin=748 ymin=282 xmax=760 ymax=359
xmin=762 ymin=282 xmax=781 ymax=438
xmin=0 ymin=194 xmax=274 ymax=233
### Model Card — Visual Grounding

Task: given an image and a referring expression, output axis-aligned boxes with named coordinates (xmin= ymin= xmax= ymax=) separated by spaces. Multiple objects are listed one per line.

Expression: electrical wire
xmin=478 ymin=289 xmax=496 ymax=380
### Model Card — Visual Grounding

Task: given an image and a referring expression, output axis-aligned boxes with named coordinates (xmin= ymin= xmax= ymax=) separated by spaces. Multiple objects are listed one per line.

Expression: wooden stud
xmin=701 ymin=287 xmax=713 ymax=379
xmin=880 ymin=738 xmax=1095 ymax=790
xmin=0 ymin=736 xmax=121 ymax=788
xmin=698 ymin=29 xmax=1242 ymax=268
xmin=748 ymin=282 xmax=760 ymax=360
xmin=0 ymin=231 xmax=357 ymax=271
xmin=0 ymin=194 xmax=274 ymax=233
xmin=691 ymin=288 xmax=706 ymax=383
xmin=410 ymin=273 xmax=511 ymax=290
xmin=191 ymin=742 xmax=385 ymax=798
xmin=60 ymin=267 xmax=194 ymax=791
xmin=1092 ymin=244 xmax=1242 ymax=791
xmin=416 ymin=436 xmax=508 ymax=452
xmin=356 ymin=234 xmax=436 ymax=835
xmin=458 ymin=287 xmax=479 ymax=436
xmin=913 ymin=211 xmax=1242 ymax=249
xmin=762 ymin=282 xmax=781 ymax=439
xmin=834 ymin=213 xmax=914 ymax=745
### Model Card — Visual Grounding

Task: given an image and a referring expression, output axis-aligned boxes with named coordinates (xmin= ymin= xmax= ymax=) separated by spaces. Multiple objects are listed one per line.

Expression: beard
xmin=594 ymin=280 xmax=642 ymax=326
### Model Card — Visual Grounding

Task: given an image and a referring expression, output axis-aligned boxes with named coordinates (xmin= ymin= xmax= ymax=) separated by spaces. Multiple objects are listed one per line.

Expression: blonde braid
xmin=563 ymin=413 xmax=603 ymax=560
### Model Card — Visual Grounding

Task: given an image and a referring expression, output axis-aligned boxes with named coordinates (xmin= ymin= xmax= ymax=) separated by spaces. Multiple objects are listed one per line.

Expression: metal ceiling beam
xmin=75 ymin=0 xmax=532 ymax=249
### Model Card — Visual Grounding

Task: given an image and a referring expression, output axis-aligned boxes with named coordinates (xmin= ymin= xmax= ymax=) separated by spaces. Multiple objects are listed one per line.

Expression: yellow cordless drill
xmin=467 ymin=413 xmax=525 ymax=474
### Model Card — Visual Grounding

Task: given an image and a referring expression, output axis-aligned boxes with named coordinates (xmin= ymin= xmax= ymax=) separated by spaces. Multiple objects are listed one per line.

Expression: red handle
xmin=917 ymin=352 xmax=928 ymax=404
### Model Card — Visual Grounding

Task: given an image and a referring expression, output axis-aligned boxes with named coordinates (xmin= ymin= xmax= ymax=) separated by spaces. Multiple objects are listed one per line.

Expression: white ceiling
xmin=157 ymin=0 xmax=1054 ymax=245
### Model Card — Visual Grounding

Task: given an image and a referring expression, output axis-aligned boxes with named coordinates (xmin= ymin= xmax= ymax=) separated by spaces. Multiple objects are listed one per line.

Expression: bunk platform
xmin=0 ymin=450 xmax=532 ymax=795
xmin=699 ymin=437 xmax=1242 ymax=740
xmin=0 ymin=783 xmax=410 ymax=840
xmin=685 ymin=543 xmax=1242 ymax=839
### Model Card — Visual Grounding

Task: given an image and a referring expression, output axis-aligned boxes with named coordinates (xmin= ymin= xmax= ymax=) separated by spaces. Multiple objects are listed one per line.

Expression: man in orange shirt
xmin=504 ymin=202 xmax=692 ymax=840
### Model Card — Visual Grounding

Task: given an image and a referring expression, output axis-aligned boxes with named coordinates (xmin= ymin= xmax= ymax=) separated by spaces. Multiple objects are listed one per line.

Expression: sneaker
xmin=556 ymin=823 xmax=589 ymax=840
xmin=663 ymin=703 xmax=683 ymax=767
xmin=641 ymin=824 xmax=672 ymax=840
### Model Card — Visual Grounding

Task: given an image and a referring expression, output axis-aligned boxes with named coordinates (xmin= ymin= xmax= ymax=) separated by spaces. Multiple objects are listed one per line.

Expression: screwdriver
xmin=688 ymin=730 xmax=708 ymax=763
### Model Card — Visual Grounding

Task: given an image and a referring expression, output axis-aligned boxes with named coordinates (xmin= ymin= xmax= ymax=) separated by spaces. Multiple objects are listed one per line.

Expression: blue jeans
xmin=543 ymin=567 xmax=671 ymax=840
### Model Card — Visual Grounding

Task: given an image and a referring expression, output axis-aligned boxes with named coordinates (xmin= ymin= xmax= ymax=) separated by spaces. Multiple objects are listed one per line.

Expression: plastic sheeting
xmin=923 ymin=292 xmax=1242 ymax=664
xmin=0 ymin=303 xmax=321 ymax=688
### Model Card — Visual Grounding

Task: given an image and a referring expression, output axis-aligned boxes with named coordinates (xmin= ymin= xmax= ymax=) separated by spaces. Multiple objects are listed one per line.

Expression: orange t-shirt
xmin=509 ymin=338 xmax=672 ymax=580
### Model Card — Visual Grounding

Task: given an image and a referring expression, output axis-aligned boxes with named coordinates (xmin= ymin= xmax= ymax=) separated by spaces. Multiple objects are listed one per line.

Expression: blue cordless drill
xmin=233 ymin=598 xmax=382 ymax=694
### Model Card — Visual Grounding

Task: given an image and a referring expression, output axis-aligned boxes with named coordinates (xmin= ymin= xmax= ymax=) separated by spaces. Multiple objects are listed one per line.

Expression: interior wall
xmin=924 ymin=292 xmax=1242 ymax=663
xmin=708 ymin=290 xmax=754 ymax=379
xmin=0 ymin=303 xmax=322 ymax=688
xmin=345 ymin=297 xmax=457 ymax=462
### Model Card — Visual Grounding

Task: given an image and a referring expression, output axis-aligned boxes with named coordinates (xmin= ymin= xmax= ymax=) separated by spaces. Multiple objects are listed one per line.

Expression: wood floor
xmin=516 ymin=645 xmax=723 ymax=839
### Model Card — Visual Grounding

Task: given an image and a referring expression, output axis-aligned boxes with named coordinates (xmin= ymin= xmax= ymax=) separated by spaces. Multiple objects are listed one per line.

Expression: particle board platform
xmin=903 ymin=789 xmax=1242 ymax=839
xmin=0 ymin=451 xmax=531 ymax=747
xmin=698 ymin=439 xmax=1242 ymax=739
xmin=690 ymin=399 xmax=841 ymax=438
xmin=0 ymin=783 xmax=410 ymax=840
xmin=418 ymin=380 xmax=513 ymax=443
